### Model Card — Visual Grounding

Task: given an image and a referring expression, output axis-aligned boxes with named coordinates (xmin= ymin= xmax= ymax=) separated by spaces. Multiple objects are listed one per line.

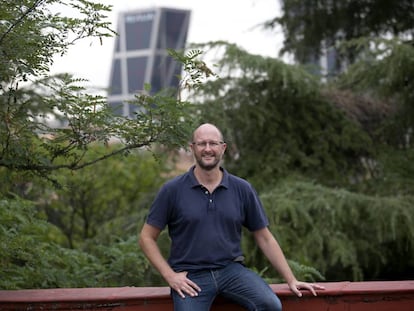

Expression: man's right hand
xmin=167 ymin=271 xmax=201 ymax=298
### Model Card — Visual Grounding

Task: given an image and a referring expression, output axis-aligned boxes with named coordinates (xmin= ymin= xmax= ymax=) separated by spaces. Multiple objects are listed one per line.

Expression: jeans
xmin=171 ymin=262 xmax=282 ymax=311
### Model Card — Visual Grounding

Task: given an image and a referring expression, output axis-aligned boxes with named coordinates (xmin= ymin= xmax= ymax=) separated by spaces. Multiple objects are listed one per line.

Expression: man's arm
xmin=253 ymin=227 xmax=325 ymax=297
xmin=138 ymin=223 xmax=201 ymax=298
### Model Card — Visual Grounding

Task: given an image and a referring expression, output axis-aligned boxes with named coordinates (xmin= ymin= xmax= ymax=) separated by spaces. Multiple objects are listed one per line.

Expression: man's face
xmin=191 ymin=127 xmax=226 ymax=171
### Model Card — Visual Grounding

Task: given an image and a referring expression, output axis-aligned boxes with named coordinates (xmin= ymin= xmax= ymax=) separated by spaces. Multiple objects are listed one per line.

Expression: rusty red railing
xmin=0 ymin=280 xmax=413 ymax=310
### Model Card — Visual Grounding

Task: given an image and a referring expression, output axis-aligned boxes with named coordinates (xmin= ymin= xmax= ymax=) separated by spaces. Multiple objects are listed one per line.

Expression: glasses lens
xmin=193 ymin=141 xmax=223 ymax=148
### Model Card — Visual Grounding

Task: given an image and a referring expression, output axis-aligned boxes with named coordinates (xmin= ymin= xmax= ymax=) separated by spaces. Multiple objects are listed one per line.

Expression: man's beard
xmin=196 ymin=155 xmax=220 ymax=171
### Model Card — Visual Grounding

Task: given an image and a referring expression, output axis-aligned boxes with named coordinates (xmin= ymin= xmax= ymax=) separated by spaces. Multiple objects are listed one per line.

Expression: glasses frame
xmin=192 ymin=141 xmax=225 ymax=148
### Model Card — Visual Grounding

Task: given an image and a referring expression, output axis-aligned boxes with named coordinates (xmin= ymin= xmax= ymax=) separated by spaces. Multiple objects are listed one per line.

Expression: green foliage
xmin=88 ymin=236 xmax=151 ymax=287
xmin=242 ymin=228 xmax=325 ymax=283
xmin=259 ymin=179 xmax=414 ymax=281
xmin=0 ymin=0 xmax=209 ymax=286
xmin=0 ymin=196 xmax=158 ymax=289
xmin=0 ymin=0 xmax=114 ymax=81
xmin=168 ymin=48 xmax=218 ymax=93
xmin=0 ymin=144 xmax=175 ymax=289
xmin=188 ymin=37 xmax=414 ymax=282
xmin=283 ymin=260 xmax=324 ymax=283
xmin=0 ymin=71 xmax=194 ymax=182
xmin=337 ymin=38 xmax=414 ymax=147
xmin=351 ymin=147 xmax=414 ymax=197
xmin=192 ymin=42 xmax=373 ymax=189
xmin=0 ymin=196 xmax=97 ymax=289
xmin=0 ymin=0 xmax=198 ymax=183
xmin=15 ymin=146 xmax=167 ymax=248
xmin=2 ymin=0 xmax=414 ymax=290
xmin=273 ymin=0 xmax=414 ymax=63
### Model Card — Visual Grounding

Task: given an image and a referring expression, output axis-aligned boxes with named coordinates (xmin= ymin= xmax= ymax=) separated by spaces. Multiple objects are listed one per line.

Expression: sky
xmin=51 ymin=0 xmax=285 ymax=90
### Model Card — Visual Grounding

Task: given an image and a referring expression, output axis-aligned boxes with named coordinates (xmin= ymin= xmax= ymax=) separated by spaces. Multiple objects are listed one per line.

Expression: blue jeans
xmin=171 ymin=262 xmax=282 ymax=311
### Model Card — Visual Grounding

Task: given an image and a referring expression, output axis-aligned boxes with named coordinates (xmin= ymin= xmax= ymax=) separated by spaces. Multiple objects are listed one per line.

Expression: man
xmin=139 ymin=123 xmax=324 ymax=310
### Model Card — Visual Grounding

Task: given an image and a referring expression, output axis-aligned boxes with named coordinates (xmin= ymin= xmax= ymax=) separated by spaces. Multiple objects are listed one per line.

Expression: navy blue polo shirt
xmin=146 ymin=166 xmax=269 ymax=272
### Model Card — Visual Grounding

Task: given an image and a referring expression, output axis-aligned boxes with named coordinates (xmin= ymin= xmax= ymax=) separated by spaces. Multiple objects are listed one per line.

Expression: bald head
xmin=192 ymin=123 xmax=224 ymax=143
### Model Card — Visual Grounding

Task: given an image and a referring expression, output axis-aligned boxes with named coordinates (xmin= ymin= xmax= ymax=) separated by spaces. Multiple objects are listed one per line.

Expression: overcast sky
xmin=51 ymin=0 xmax=285 ymax=89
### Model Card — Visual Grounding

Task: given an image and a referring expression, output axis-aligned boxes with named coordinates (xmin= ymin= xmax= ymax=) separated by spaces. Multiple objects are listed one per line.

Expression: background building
xmin=107 ymin=7 xmax=191 ymax=117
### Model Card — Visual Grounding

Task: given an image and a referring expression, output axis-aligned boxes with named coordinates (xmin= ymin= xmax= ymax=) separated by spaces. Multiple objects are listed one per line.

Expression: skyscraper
xmin=107 ymin=7 xmax=191 ymax=117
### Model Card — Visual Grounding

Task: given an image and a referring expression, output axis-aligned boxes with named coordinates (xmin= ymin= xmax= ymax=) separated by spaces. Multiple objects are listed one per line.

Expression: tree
xmin=0 ymin=1 xmax=212 ymax=289
xmin=272 ymin=0 xmax=414 ymax=64
xmin=189 ymin=40 xmax=414 ymax=281
xmin=336 ymin=38 xmax=414 ymax=148
xmin=0 ymin=0 xmax=197 ymax=184
xmin=0 ymin=196 xmax=154 ymax=289
xmin=191 ymin=42 xmax=374 ymax=189
xmin=35 ymin=147 xmax=168 ymax=249
xmin=259 ymin=179 xmax=414 ymax=281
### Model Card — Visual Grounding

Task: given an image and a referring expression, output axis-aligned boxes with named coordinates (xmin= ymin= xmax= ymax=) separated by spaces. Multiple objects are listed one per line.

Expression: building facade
xmin=107 ymin=7 xmax=191 ymax=117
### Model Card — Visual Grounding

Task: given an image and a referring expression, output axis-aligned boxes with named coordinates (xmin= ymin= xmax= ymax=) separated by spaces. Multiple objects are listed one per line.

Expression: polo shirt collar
xmin=187 ymin=165 xmax=229 ymax=189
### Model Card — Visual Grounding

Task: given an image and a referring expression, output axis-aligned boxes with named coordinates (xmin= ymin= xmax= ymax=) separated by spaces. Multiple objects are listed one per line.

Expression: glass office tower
xmin=107 ymin=7 xmax=191 ymax=117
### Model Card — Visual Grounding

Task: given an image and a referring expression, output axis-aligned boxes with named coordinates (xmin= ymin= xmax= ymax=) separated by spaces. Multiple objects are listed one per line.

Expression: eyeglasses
xmin=192 ymin=141 xmax=225 ymax=148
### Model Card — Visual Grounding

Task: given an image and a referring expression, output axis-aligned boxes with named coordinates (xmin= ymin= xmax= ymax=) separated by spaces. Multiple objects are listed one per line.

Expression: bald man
xmin=139 ymin=123 xmax=324 ymax=311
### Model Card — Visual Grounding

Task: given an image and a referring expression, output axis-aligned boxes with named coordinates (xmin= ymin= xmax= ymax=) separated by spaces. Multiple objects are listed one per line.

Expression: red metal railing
xmin=0 ymin=280 xmax=413 ymax=310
